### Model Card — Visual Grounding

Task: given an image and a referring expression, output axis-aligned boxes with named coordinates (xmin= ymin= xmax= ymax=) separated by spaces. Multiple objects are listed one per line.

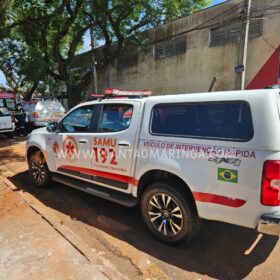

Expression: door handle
xmin=118 ymin=142 xmax=130 ymax=147
xmin=79 ymin=139 xmax=88 ymax=144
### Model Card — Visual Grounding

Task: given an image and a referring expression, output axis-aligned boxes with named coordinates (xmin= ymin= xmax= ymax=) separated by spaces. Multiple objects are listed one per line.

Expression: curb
xmin=0 ymin=175 xmax=128 ymax=280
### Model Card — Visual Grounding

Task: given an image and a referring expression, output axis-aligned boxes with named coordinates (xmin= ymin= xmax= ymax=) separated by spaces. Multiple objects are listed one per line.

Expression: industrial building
xmin=74 ymin=0 xmax=280 ymax=95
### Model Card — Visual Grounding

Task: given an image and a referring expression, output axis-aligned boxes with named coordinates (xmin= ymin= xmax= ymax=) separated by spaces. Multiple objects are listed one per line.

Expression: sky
xmin=212 ymin=0 xmax=227 ymax=5
xmin=0 ymin=0 xmax=227 ymax=87
xmin=0 ymin=71 xmax=6 ymax=87
xmin=210 ymin=0 xmax=226 ymax=6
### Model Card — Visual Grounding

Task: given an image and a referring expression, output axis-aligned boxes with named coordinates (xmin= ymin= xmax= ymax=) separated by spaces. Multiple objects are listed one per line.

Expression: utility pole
xmin=90 ymin=28 xmax=98 ymax=93
xmin=235 ymin=0 xmax=252 ymax=90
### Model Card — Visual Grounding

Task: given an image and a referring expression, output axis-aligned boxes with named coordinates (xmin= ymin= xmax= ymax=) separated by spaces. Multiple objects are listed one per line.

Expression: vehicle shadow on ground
xmin=0 ymin=137 xmax=26 ymax=165
xmin=0 ymin=136 xmax=26 ymax=148
xmin=10 ymin=171 xmax=279 ymax=280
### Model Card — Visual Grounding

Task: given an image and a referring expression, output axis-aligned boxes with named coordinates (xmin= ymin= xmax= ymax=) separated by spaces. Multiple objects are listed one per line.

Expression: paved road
xmin=0 ymin=137 xmax=279 ymax=279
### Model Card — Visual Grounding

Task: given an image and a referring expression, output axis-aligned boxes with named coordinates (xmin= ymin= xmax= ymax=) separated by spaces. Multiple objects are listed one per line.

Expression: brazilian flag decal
xmin=218 ymin=168 xmax=238 ymax=184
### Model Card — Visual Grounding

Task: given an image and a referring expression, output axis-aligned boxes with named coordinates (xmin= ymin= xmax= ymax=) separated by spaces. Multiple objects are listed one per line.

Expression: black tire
xmin=141 ymin=180 xmax=201 ymax=243
xmin=6 ymin=132 xmax=14 ymax=139
xmin=28 ymin=150 xmax=52 ymax=187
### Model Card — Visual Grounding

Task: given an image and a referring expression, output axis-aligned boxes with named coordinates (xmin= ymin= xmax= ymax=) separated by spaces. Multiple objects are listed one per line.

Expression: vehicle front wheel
xmin=141 ymin=181 xmax=201 ymax=243
xmin=28 ymin=150 xmax=52 ymax=187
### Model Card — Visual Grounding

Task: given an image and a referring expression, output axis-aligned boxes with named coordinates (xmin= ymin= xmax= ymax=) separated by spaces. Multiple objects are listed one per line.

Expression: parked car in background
xmin=0 ymin=92 xmax=16 ymax=138
xmin=0 ymin=110 xmax=15 ymax=138
xmin=23 ymin=99 xmax=65 ymax=128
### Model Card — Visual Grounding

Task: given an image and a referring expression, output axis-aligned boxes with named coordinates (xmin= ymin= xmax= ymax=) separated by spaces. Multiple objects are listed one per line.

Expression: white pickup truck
xmin=0 ymin=110 xmax=15 ymax=138
xmin=26 ymin=89 xmax=280 ymax=243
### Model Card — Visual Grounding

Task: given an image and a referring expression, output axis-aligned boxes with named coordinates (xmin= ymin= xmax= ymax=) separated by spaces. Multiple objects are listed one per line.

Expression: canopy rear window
xmin=151 ymin=101 xmax=254 ymax=142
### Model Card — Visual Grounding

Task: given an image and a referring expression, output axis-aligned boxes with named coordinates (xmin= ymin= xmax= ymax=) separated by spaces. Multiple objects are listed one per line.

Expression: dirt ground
xmin=0 ymin=178 xmax=112 ymax=280
xmin=0 ymin=136 xmax=280 ymax=280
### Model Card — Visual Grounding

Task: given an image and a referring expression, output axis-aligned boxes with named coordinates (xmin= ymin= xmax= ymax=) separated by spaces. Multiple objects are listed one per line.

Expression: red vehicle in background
xmin=0 ymin=92 xmax=17 ymax=111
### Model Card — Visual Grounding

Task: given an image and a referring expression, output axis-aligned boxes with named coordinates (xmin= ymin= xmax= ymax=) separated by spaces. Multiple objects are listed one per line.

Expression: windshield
xmin=23 ymin=103 xmax=36 ymax=112
xmin=0 ymin=98 xmax=16 ymax=109
xmin=35 ymin=101 xmax=65 ymax=112
xmin=6 ymin=98 xmax=16 ymax=109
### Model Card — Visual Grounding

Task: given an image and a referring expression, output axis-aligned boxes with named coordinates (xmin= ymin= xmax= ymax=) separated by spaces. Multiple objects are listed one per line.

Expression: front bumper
xmin=258 ymin=214 xmax=280 ymax=236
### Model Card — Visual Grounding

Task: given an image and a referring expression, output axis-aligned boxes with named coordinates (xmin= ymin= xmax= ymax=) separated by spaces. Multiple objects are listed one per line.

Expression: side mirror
xmin=47 ymin=122 xmax=58 ymax=132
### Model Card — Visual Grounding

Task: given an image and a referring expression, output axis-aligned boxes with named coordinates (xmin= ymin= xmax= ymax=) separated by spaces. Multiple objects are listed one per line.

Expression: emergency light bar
xmin=90 ymin=94 xmax=105 ymax=98
xmin=104 ymin=88 xmax=152 ymax=96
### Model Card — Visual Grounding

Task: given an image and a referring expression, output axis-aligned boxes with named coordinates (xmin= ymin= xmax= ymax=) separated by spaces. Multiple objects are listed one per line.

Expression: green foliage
xmin=0 ymin=0 xmax=209 ymax=104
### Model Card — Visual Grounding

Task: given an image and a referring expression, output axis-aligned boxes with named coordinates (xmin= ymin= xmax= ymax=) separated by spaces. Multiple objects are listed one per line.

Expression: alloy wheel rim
xmin=148 ymin=193 xmax=183 ymax=237
xmin=31 ymin=159 xmax=45 ymax=184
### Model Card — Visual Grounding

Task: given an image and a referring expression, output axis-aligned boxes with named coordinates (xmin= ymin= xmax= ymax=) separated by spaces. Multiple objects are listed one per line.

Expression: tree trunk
xmin=66 ymin=71 xmax=93 ymax=109
xmin=25 ymin=82 xmax=38 ymax=99
xmin=66 ymin=83 xmax=80 ymax=109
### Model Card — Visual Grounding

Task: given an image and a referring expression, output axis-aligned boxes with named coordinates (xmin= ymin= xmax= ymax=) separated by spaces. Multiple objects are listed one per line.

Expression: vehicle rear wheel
xmin=28 ymin=150 xmax=52 ymax=187
xmin=141 ymin=181 xmax=201 ymax=243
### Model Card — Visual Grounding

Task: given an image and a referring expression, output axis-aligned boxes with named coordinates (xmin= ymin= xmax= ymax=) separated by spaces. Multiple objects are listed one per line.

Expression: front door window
xmin=61 ymin=106 xmax=94 ymax=133
xmin=54 ymin=105 xmax=95 ymax=171
xmin=98 ymin=104 xmax=133 ymax=133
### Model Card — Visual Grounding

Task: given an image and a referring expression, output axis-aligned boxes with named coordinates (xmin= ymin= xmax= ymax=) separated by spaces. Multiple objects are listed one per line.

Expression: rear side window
xmin=151 ymin=102 xmax=253 ymax=141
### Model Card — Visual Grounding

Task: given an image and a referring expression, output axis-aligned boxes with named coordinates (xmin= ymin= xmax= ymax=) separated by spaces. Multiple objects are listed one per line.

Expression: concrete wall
xmin=77 ymin=0 xmax=280 ymax=95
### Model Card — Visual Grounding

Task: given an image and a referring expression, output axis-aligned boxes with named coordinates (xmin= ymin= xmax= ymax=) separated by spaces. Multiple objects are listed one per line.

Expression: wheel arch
xmin=27 ymin=145 xmax=51 ymax=170
xmin=137 ymin=169 xmax=198 ymax=214
xmin=27 ymin=145 xmax=42 ymax=161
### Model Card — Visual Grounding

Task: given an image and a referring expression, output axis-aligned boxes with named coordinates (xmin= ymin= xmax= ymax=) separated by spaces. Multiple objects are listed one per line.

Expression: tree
xmin=2 ymin=0 xmax=209 ymax=107
xmin=0 ymin=1 xmax=48 ymax=97
xmin=0 ymin=37 xmax=49 ymax=97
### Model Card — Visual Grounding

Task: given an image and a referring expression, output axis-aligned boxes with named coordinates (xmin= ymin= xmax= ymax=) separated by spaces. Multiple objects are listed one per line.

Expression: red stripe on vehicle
xmin=59 ymin=165 xmax=139 ymax=187
xmin=193 ymin=192 xmax=246 ymax=208
xmin=131 ymin=178 xmax=139 ymax=187
xmin=59 ymin=166 xmax=244 ymax=207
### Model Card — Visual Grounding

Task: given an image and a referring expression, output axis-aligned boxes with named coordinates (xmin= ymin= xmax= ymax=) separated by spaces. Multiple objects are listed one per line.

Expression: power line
xmin=11 ymin=2 xmax=280 ymax=55
xmin=152 ymin=17 xmax=242 ymax=44
xmin=251 ymin=9 xmax=280 ymax=20
xmin=153 ymin=3 xmax=244 ymax=43
xmin=251 ymin=4 xmax=280 ymax=13
xmin=259 ymin=10 xmax=280 ymax=17
xmin=186 ymin=3 xmax=243 ymax=31
xmin=256 ymin=16 xmax=280 ymax=20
